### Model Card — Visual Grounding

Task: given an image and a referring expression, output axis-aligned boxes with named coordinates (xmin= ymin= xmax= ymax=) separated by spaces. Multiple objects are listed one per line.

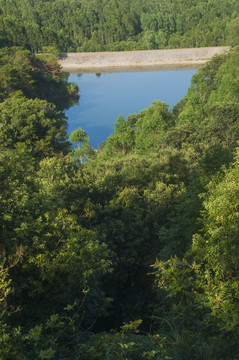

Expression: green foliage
xmin=3 ymin=31 xmax=239 ymax=360
xmin=100 ymin=115 xmax=135 ymax=157
xmin=70 ymin=127 xmax=96 ymax=163
xmin=120 ymin=319 xmax=143 ymax=334
xmin=0 ymin=91 xmax=69 ymax=157
xmin=69 ymin=128 xmax=88 ymax=145
xmin=0 ymin=47 xmax=79 ymax=109
xmin=77 ymin=330 xmax=167 ymax=360
xmin=100 ymin=102 xmax=174 ymax=159
xmin=0 ymin=149 xmax=112 ymax=327
xmin=88 ymin=47 xmax=239 ymax=358
xmin=150 ymin=143 xmax=239 ymax=358
xmin=190 ymin=150 xmax=239 ymax=332
xmin=134 ymin=101 xmax=174 ymax=154
xmin=0 ymin=0 xmax=237 ymax=52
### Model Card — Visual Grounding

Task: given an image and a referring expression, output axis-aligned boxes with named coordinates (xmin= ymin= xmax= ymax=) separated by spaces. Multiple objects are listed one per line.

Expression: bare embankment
xmin=58 ymin=46 xmax=230 ymax=73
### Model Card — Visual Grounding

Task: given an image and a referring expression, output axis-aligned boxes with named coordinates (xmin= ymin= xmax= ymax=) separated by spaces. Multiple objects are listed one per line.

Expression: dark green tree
xmin=0 ymin=91 xmax=69 ymax=157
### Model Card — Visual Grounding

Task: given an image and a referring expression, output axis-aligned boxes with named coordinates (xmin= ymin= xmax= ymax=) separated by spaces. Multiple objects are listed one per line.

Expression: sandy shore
xmin=58 ymin=47 xmax=230 ymax=73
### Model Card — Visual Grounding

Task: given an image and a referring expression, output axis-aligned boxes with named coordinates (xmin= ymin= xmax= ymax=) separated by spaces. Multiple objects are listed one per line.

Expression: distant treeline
xmin=0 ymin=0 xmax=239 ymax=52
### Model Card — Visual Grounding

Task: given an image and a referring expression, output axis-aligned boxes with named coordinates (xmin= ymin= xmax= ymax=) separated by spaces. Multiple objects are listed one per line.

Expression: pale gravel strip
xmin=58 ymin=47 xmax=230 ymax=72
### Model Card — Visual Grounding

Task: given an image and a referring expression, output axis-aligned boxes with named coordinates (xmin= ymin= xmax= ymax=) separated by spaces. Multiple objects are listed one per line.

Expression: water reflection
xmin=64 ymin=69 xmax=198 ymax=149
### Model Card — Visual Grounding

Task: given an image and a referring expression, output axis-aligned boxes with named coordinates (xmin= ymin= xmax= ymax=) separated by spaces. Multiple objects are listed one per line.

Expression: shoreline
xmin=58 ymin=46 xmax=230 ymax=73
xmin=62 ymin=63 xmax=205 ymax=74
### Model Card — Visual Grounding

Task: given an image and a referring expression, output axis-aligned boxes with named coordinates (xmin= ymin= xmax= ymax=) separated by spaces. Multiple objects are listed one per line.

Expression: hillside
xmin=0 ymin=0 xmax=238 ymax=52
xmin=1 ymin=44 xmax=239 ymax=359
xmin=1 ymin=0 xmax=239 ymax=358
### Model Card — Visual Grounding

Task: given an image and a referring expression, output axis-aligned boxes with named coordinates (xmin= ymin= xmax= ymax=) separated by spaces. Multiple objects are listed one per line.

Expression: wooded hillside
xmin=1 ymin=45 xmax=239 ymax=359
xmin=1 ymin=0 xmax=239 ymax=358
xmin=0 ymin=0 xmax=238 ymax=52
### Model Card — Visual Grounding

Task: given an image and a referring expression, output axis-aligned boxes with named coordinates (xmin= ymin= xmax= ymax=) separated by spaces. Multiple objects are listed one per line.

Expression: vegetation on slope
xmin=0 ymin=0 xmax=239 ymax=52
xmin=1 ymin=44 xmax=239 ymax=359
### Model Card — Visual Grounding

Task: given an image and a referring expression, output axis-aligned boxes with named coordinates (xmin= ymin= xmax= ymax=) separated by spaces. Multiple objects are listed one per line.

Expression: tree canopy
xmin=0 ymin=0 xmax=238 ymax=52
xmin=2 ymin=26 xmax=239 ymax=360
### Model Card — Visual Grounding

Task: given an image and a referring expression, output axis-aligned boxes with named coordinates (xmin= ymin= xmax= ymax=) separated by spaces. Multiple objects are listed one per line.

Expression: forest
xmin=1 ymin=0 xmax=239 ymax=359
xmin=1 ymin=45 xmax=239 ymax=359
xmin=0 ymin=0 xmax=239 ymax=52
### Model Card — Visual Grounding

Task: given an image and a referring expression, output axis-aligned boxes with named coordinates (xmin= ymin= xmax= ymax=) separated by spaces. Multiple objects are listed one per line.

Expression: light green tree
xmin=69 ymin=127 xmax=95 ymax=163
xmin=100 ymin=115 xmax=135 ymax=158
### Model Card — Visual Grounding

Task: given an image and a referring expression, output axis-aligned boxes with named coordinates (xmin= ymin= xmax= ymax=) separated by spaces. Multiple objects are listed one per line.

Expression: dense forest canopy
xmin=1 ymin=0 xmax=239 ymax=358
xmin=1 ymin=43 xmax=239 ymax=358
xmin=0 ymin=0 xmax=239 ymax=52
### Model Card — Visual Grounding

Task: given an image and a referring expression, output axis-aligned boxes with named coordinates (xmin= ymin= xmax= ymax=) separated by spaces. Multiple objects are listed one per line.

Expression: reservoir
xmin=64 ymin=68 xmax=198 ymax=149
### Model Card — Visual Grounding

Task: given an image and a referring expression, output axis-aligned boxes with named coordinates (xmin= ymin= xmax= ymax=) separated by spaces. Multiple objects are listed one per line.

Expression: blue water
xmin=65 ymin=70 xmax=197 ymax=149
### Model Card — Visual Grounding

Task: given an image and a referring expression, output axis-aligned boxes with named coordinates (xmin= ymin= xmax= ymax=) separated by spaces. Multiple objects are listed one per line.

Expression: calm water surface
xmin=65 ymin=69 xmax=197 ymax=149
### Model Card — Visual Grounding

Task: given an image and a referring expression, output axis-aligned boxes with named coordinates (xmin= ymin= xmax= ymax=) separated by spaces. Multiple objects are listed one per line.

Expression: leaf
xmin=39 ymin=348 xmax=56 ymax=359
